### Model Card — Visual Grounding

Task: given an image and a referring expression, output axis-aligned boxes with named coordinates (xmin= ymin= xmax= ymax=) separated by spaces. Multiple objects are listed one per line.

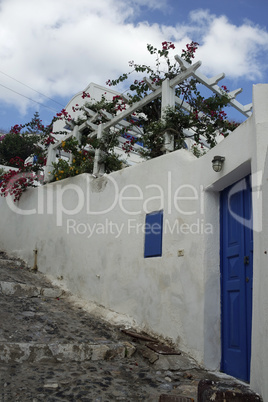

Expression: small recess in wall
xmin=178 ymin=249 xmax=184 ymax=257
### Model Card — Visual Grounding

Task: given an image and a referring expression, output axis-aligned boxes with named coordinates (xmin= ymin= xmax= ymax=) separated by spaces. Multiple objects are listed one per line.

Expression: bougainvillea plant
xmin=0 ymin=157 xmax=39 ymax=202
xmin=0 ymin=98 xmax=125 ymax=200
xmin=64 ymin=92 xmax=132 ymax=172
xmin=0 ymin=112 xmax=61 ymax=201
xmin=0 ymin=40 xmax=240 ymax=201
xmin=106 ymin=41 xmax=239 ymax=159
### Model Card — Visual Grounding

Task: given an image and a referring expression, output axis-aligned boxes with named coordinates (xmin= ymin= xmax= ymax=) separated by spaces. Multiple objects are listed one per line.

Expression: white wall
xmin=248 ymin=85 xmax=268 ymax=400
xmin=0 ymin=164 xmax=18 ymax=172
xmin=1 ymin=84 xmax=268 ymax=400
xmin=0 ymin=150 xmax=213 ymax=365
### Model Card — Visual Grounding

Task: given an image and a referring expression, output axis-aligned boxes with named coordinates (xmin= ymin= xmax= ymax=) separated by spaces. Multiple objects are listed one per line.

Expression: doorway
xmin=220 ymin=175 xmax=253 ymax=382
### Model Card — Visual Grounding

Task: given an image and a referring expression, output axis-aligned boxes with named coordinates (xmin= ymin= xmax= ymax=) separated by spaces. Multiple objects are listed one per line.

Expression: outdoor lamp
xmin=212 ymin=155 xmax=225 ymax=172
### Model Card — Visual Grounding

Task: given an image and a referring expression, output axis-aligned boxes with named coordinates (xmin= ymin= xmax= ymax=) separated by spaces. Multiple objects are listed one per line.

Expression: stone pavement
xmin=0 ymin=252 xmax=262 ymax=401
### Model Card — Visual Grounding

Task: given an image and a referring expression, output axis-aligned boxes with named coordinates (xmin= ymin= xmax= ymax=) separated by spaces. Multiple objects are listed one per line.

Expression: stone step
xmin=0 ymin=253 xmax=263 ymax=401
xmin=0 ymin=340 xmax=136 ymax=364
xmin=0 ymin=280 xmax=63 ymax=298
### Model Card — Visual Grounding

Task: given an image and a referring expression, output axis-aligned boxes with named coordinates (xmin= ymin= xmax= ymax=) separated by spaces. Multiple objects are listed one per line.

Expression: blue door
xmin=220 ymin=175 xmax=253 ymax=382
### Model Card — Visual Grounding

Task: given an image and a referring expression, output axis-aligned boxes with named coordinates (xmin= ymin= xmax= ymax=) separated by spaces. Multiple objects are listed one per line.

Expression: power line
xmin=0 ymin=82 xmax=59 ymax=113
xmin=0 ymin=69 xmax=65 ymax=107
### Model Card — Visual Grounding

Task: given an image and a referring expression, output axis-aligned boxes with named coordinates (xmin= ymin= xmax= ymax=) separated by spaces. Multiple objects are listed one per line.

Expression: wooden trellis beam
xmin=174 ymin=55 xmax=252 ymax=117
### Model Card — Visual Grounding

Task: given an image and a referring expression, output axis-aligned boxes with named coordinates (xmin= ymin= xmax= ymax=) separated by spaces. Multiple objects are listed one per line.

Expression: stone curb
xmin=0 ymin=280 xmax=63 ymax=298
xmin=0 ymin=340 xmax=136 ymax=363
xmin=197 ymin=379 xmax=263 ymax=401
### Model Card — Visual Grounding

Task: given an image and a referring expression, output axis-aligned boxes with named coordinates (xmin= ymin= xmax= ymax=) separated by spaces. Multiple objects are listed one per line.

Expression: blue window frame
xmin=144 ymin=210 xmax=163 ymax=258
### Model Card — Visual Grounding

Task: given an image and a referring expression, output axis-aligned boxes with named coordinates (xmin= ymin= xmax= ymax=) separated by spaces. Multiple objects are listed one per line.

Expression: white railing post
xmin=161 ymin=79 xmax=175 ymax=153
xmin=93 ymin=124 xmax=105 ymax=176
xmin=44 ymin=144 xmax=57 ymax=183
xmin=73 ymin=124 xmax=81 ymax=144
xmin=69 ymin=125 xmax=80 ymax=165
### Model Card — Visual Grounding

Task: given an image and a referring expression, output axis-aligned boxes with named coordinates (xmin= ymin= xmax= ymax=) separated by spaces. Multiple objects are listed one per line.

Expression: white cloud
xmin=0 ymin=0 xmax=166 ymax=112
xmin=0 ymin=1 xmax=267 ymax=117
xmin=189 ymin=10 xmax=268 ymax=80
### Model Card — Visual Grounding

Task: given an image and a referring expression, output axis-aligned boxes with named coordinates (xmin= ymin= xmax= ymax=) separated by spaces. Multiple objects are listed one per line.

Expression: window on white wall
xmin=144 ymin=210 xmax=163 ymax=258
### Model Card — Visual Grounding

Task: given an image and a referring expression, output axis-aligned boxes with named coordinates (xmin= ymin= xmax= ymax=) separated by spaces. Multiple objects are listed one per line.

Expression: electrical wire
xmin=0 ymin=82 xmax=59 ymax=113
xmin=0 ymin=67 xmax=135 ymax=116
xmin=0 ymin=69 xmax=65 ymax=107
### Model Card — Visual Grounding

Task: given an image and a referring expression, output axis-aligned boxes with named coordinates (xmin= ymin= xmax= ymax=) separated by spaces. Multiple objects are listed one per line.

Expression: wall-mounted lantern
xmin=212 ymin=155 xmax=225 ymax=172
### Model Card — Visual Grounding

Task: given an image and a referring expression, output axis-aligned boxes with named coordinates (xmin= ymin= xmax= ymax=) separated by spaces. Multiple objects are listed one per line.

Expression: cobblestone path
xmin=0 ymin=252 xmax=262 ymax=401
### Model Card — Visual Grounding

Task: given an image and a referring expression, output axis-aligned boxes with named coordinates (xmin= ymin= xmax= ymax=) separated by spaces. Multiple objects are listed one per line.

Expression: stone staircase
xmin=0 ymin=251 xmax=263 ymax=401
xmin=0 ymin=252 xmax=136 ymax=364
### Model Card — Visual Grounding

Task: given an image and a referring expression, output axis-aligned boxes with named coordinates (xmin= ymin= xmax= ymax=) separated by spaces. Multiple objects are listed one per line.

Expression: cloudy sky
xmin=0 ymin=0 xmax=267 ymax=131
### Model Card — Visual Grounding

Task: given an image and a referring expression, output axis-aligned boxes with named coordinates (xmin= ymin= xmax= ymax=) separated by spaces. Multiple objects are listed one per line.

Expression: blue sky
xmin=0 ymin=0 xmax=267 ymax=132
xmin=140 ymin=1 xmax=267 ymax=29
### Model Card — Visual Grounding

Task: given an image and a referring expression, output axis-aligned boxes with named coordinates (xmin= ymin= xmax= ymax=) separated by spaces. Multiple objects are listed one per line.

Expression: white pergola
xmin=44 ymin=56 xmax=252 ymax=182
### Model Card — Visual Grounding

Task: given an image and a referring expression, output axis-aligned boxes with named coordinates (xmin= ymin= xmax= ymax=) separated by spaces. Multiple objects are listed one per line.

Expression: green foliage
xmin=0 ymin=111 xmax=60 ymax=201
xmin=0 ymin=132 xmax=40 ymax=166
xmin=102 ymin=152 xmax=123 ymax=173
xmin=0 ymin=112 xmax=51 ymax=167
xmin=52 ymin=137 xmax=94 ymax=181
xmin=50 ymin=111 xmax=124 ymax=180
xmin=23 ymin=112 xmax=45 ymax=134
xmin=106 ymin=41 xmax=240 ymax=159
xmin=1 ymin=40 xmax=242 ymax=198
xmin=84 ymin=95 xmax=125 ymax=117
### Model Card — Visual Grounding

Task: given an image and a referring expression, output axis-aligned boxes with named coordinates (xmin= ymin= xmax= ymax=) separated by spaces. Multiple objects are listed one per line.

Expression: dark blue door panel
xmin=221 ymin=176 xmax=253 ymax=382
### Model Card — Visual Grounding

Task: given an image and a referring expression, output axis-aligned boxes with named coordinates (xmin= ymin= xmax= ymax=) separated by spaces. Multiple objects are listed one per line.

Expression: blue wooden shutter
xmin=144 ymin=210 xmax=163 ymax=258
